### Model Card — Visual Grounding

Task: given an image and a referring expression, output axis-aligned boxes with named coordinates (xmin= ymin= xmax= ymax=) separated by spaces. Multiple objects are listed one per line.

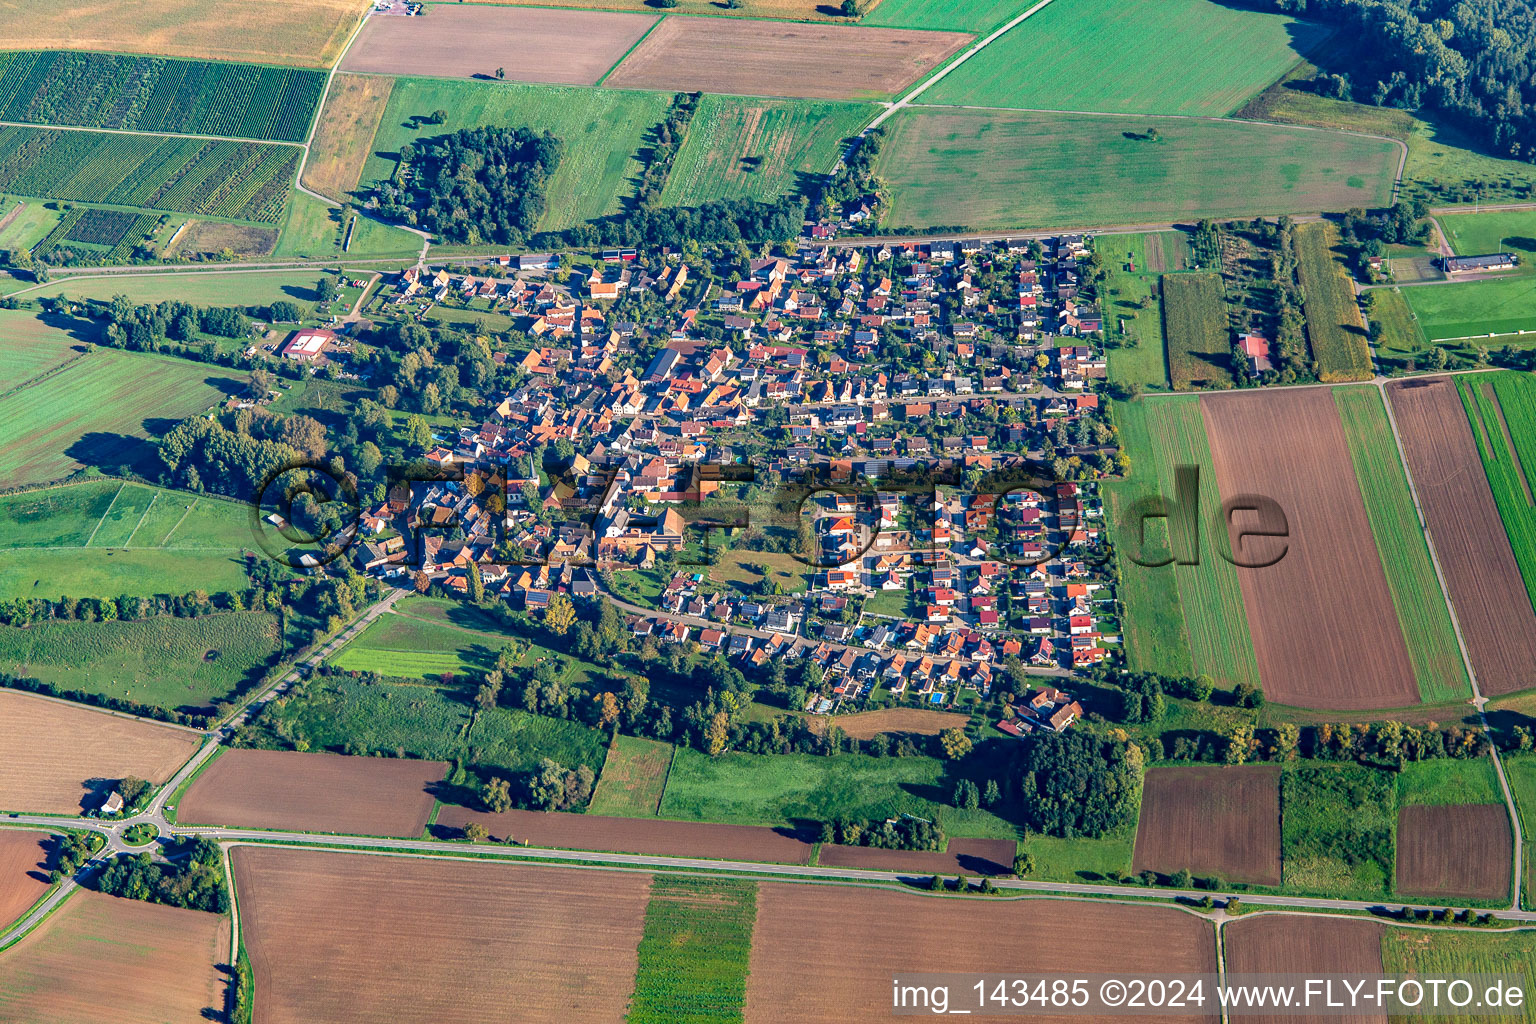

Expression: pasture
xmin=0 ymin=612 xmax=279 ymax=711
xmin=661 ymin=95 xmax=874 ymax=207
xmin=1162 ymin=272 xmax=1231 ymax=389
xmin=658 ymin=748 xmax=1018 ymax=838
xmin=1202 ymin=389 xmax=1419 ymax=710
xmin=0 ymin=830 xmax=51 ymax=932
xmin=0 ymin=890 xmax=228 ymax=1024
xmin=232 ymin=847 xmax=651 ymax=1024
xmin=601 ymin=17 xmax=970 ymax=101
xmin=1101 ymin=232 xmax=1174 ymax=390
xmin=1395 ymin=804 xmax=1511 ymax=901
xmin=0 ymin=126 xmax=298 ymax=223
xmin=365 ymin=78 xmax=672 ymax=232
xmin=1333 ymin=386 xmax=1471 ymax=705
xmin=1404 ymin=273 xmax=1536 ymax=342
xmin=1292 ymin=221 xmax=1372 ymax=381
xmin=875 ymin=108 xmax=1395 ymax=230
xmin=629 ymin=876 xmax=756 ymax=1024
xmin=1281 ymin=763 xmax=1395 ymax=898
xmin=0 ymin=689 xmax=201 ymax=814
xmin=1461 ymin=373 xmax=1536 ymax=608
xmin=924 ymin=0 xmax=1330 ymax=115
xmin=744 ymin=888 xmax=1215 ymax=1024
xmin=434 ymin=805 xmax=816 ymax=863
xmin=0 ymin=51 xmax=323 ymax=142
xmin=1389 ymin=377 xmax=1536 ymax=696
xmin=341 ymin=6 xmax=657 ymax=87
xmin=588 ymin=735 xmax=674 ymax=817
xmin=1132 ymin=765 xmax=1281 ymax=886
xmin=178 ymin=749 xmax=445 ymax=837
xmin=301 ymin=73 xmax=394 ymax=202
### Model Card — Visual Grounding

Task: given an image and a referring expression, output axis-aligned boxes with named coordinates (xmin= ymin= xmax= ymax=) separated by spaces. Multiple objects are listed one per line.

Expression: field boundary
xmin=78 ymin=483 xmax=124 ymax=548
xmin=595 ymin=14 xmax=666 ymax=88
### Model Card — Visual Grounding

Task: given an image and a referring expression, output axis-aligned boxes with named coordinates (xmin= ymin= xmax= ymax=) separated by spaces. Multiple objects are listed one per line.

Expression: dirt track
xmin=1387 ymin=377 xmax=1536 ymax=695
xmin=1133 ymin=765 xmax=1281 ymax=885
xmin=1396 ymin=803 xmax=1512 ymax=901
xmin=1201 ymin=390 xmax=1419 ymax=709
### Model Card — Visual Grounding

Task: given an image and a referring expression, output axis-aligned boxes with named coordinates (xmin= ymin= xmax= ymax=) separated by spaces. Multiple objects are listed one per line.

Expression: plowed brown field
xmin=231 ymin=847 xmax=650 ymax=1024
xmin=809 ymin=707 xmax=970 ymax=739
xmin=1223 ymin=915 xmax=1385 ymax=1024
xmin=817 ymin=837 xmax=1015 ymax=874
xmin=1201 ymin=390 xmax=1419 ymax=709
xmin=1387 ymin=377 xmax=1536 ymax=695
xmin=0 ymin=890 xmax=228 ymax=1024
xmin=601 ymin=17 xmax=970 ymax=100
xmin=1133 ymin=765 xmax=1281 ymax=885
xmin=745 ymin=887 xmax=1217 ymax=1023
xmin=0 ymin=830 xmax=51 ymax=931
xmin=0 ymin=690 xmax=201 ymax=814
xmin=434 ymin=804 xmax=815 ymax=863
xmin=340 ymin=6 xmax=658 ymax=86
xmin=177 ymin=749 xmax=445 ymax=837
xmin=1396 ymin=803 xmax=1512 ymax=901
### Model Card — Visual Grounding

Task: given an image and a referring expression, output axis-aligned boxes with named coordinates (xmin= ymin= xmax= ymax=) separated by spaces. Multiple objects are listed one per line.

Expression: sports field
xmin=1101 ymin=233 xmax=1174 ymax=390
xmin=1333 ymin=386 xmax=1471 ymax=705
xmin=925 ymin=0 xmax=1329 ymax=115
xmin=0 ymin=345 xmax=245 ymax=488
xmin=1292 ymin=221 xmax=1372 ymax=381
xmin=661 ymin=96 xmax=874 ymax=207
xmin=875 ymin=108 xmax=1395 ymax=230
xmin=1403 ymin=273 xmax=1536 ymax=342
xmin=363 ymin=78 xmax=672 ymax=232
xmin=1437 ymin=209 xmax=1536 ymax=265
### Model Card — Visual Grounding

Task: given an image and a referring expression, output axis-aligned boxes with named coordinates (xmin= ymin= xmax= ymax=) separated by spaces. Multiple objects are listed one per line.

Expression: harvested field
xmin=177 ymin=749 xmax=445 ymax=837
xmin=434 ymin=805 xmax=815 ymax=864
xmin=817 ymin=837 xmax=1015 ymax=875
xmin=0 ymin=889 xmax=228 ymax=1024
xmin=472 ymin=0 xmax=854 ymax=20
xmin=1223 ymin=915 xmax=1386 ymax=1024
xmin=1201 ymin=389 xmax=1419 ymax=709
xmin=166 ymin=220 xmax=278 ymax=258
xmin=1388 ymin=377 xmax=1536 ymax=695
xmin=1132 ymin=765 xmax=1281 ymax=885
xmin=302 ymin=73 xmax=393 ymax=202
xmin=1395 ymin=803 xmax=1511 ymax=901
xmin=810 ymin=707 xmax=970 ymax=739
xmin=0 ymin=689 xmax=200 ymax=814
xmin=340 ymin=6 xmax=658 ymax=87
xmin=601 ymin=17 xmax=970 ymax=101
xmin=232 ymin=846 xmax=650 ymax=1024
xmin=745 ymin=887 xmax=1217 ymax=1023
xmin=0 ymin=830 xmax=51 ymax=931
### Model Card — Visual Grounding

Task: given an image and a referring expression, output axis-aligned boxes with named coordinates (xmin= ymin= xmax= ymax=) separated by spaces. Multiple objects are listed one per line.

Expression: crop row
xmin=0 ymin=51 xmax=324 ymax=143
xmin=29 ymin=207 xmax=85 ymax=258
xmin=0 ymin=126 xmax=298 ymax=223
xmin=64 ymin=208 xmax=141 ymax=247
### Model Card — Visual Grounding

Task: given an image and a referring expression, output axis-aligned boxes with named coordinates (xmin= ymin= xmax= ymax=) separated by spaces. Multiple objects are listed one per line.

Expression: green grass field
xmin=923 ymin=0 xmax=1330 ymax=115
xmin=1293 ymin=221 xmax=1372 ymax=381
xmin=1397 ymin=758 xmax=1503 ymax=807
xmin=1502 ymin=755 xmax=1536 ymax=909
xmin=1161 ymin=273 xmax=1231 ymax=389
xmin=661 ymin=95 xmax=873 ymax=207
xmin=875 ymin=108 xmax=1396 ymax=231
xmin=863 ymin=0 xmax=1031 ymax=31
xmin=627 ymin=875 xmax=756 ymax=1024
xmin=659 ymin=748 xmax=1019 ymax=838
xmin=1102 ymin=233 xmax=1173 ymax=390
xmin=1382 ymin=927 xmax=1536 ymax=1020
xmin=588 ymin=735 xmax=674 ymax=817
xmin=0 ymin=307 xmax=85 ymax=383
xmin=0 ymin=201 xmax=62 ymax=251
xmin=270 ymin=191 xmax=420 ymax=260
xmin=1366 ymin=287 xmax=1428 ymax=370
xmin=1281 ymin=763 xmax=1396 ymax=899
xmin=1404 ymin=273 xmax=1536 ymax=342
xmin=259 ymin=674 xmax=606 ymax=775
xmin=1333 ymin=387 xmax=1471 ymax=705
xmin=0 ymin=481 xmax=255 ymax=600
xmin=28 ymin=269 xmax=325 ymax=309
xmin=1459 ymin=373 xmax=1536 ymax=610
xmin=0 ymin=611 xmax=277 ymax=710
xmin=1437 ymin=209 xmax=1536 ymax=266
xmin=363 ymin=78 xmax=672 ymax=232
xmin=1020 ymin=826 xmax=1134 ymax=885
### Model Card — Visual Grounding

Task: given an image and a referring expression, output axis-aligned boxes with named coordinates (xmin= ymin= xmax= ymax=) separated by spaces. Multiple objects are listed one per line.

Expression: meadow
xmin=1501 ymin=755 xmax=1536 ymax=908
xmin=0 ymin=201 xmax=62 ymax=251
xmin=0 ymin=51 xmax=324 ymax=142
xmin=589 ymin=735 xmax=674 ymax=818
xmin=0 ymin=611 xmax=278 ymax=711
xmin=363 ymin=78 xmax=672 ymax=233
xmin=1101 ymin=233 xmax=1173 ymax=390
xmin=660 ymin=95 xmax=873 ymax=207
xmin=1460 ymin=373 xmax=1536 ymax=608
xmin=1366 ymin=286 xmax=1428 ymax=370
xmin=1281 ymin=763 xmax=1396 ymax=899
xmin=659 ymin=748 xmax=1020 ymax=838
xmin=1293 ymin=221 xmax=1373 ymax=381
xmin=27 ymin=267 xmax=325 ymax=308
xmin=927 ymin=0 xmax=1328 ymax=115
xmin=863 ymin=0 xmax=1032 ymax=31
xmin=1396 ymin=757 xmax=1503 ymax=807
xmin=270 ymin=191 xmax=422 ymax=260
xmin=301 ymin=73 xmax=394 ymax=201
xmin=1404 ymin=273 xmax=1536 ymax=342
xmin=1333 ymin=386 xmax=1471 ymax=705
xmin=0 ymin=126 xmax=298 ymax=223
xmin=1162 ymin=272 xmax=1232 ymax=389
xmin=875 ymin=108 xmax=1395 ymax=230
xmin=627 ymin=876 xmax=756 ymax=1024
